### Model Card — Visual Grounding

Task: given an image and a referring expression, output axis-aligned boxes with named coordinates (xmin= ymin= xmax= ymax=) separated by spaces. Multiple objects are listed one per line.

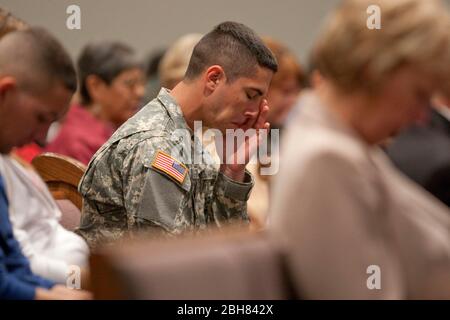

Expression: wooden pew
xmin=90 ymin=228 xmax=299 ymax=300
xmin=32 ymin=152 xmax=86 ymax=231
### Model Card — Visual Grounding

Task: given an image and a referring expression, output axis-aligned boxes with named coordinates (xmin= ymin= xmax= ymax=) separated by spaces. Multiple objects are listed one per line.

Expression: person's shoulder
xmin=286 ymin=95 xmax=370 ymax=166
xmin=284 ymin=123 xmax=370 ymax=171
xmin=122 ymin=133 xmax=191 ymax=171
xmin=115 ymin=126 xmax=179 ymax=159
xmin=89 ymin=105 xmax=171 ymax=157
xmin=117 ymin=101 xmax=170 ymax=136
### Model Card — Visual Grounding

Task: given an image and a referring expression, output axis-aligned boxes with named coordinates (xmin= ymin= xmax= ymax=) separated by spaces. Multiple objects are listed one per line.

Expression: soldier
xmin=77 ymin=21 xmax=278 ymax=248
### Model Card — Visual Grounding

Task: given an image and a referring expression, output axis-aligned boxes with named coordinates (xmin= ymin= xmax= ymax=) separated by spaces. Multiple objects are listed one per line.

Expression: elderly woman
xmin=44 ymin=41 xmax=145 ymax=164
xmin=270 ymin=0 xmax=450 ymax=299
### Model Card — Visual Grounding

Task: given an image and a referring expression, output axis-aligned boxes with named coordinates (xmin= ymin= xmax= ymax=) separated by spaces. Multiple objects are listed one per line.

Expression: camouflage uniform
xmin=76 ymin=88 xmax=253 ymax=249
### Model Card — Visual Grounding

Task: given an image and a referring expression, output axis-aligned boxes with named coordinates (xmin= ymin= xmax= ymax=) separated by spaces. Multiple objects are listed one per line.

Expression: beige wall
xmin=2 ymin=0 xmax=449 ymax=66
xmin=0 ymin=0 xmax=342 ymax=66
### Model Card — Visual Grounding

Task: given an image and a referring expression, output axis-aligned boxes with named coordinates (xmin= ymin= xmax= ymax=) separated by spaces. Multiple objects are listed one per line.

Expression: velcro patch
xmin=151 ymin=150 xmax=188 ymax=184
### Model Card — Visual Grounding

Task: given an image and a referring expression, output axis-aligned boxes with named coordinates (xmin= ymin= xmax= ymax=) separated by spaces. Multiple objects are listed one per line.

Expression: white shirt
xmin=0 ymin=155 xmax=89 ymax=284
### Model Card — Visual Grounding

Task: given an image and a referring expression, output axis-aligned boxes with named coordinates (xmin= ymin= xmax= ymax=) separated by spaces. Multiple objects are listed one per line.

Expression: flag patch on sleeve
xmin=152 ymin=150 xmax=188 ymax=184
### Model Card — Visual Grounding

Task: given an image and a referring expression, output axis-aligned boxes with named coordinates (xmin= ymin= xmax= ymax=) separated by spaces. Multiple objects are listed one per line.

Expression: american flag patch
xmin=151 ymin=150 xmax=188 ymax=184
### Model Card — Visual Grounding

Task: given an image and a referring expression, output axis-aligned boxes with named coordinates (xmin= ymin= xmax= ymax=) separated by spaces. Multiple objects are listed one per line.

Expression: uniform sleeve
xmin=209 ymin=170 xmax=253 ymax=227
xmin=121 ymin=138 xmax=189 ymax=234
xmin=121 ymin=134 xmax=255 ymax=234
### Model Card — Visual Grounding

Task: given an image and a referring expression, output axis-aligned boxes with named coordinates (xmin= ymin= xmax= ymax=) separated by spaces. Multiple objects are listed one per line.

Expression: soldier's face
xmin=205 ymin=66 xmax=273 ymax=133
xmin=0 ymin=78 xmax=71 ymax=154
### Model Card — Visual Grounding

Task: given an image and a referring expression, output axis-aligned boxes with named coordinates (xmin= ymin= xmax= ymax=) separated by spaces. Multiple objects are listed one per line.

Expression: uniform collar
xmin=157 ymin=88 xmax=192 ymax=134
xmin=156 ymin=88 xmax=218 ymax=170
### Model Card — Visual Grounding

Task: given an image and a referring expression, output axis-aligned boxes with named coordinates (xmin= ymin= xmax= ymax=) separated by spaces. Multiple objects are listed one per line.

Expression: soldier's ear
xmin=0 ymin=76 xmax=17 ymax=96
xmin=205 ymin=65 xmax=224 ymax=93
xmin=0 ymin=77 xmax=18 ymax=111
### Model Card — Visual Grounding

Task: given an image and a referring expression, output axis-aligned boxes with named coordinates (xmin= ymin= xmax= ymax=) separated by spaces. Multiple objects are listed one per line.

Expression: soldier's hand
xmin=219 ymin=99 xmax=270 ymax=182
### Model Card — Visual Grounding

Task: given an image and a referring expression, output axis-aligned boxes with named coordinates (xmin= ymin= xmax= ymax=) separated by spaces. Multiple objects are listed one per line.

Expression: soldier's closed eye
xmin=246 ymin=91 xmax=259 ymax=100
xmin=246 ymin=88 xmax=263 ymax=100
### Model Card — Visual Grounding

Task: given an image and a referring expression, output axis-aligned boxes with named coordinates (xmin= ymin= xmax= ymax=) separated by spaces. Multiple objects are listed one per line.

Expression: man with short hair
xmin=0 ymin=27 xmax=90 ymax=299
xmin=77 ymin=21 xmax=278 ymax=248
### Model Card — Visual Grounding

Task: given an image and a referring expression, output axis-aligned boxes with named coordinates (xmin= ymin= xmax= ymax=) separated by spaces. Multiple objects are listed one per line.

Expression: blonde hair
xmin=159 ymin=33 xmax=203 ymax=89
xmin=0 ymin=8 xmax=28 ymax=39
xmin=312 ymin=0 xmax=450 ymax=94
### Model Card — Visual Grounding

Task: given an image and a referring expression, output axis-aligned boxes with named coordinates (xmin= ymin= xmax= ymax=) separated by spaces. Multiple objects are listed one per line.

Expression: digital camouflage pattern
xmin=76 ymin=88 xmax=253 ymax=249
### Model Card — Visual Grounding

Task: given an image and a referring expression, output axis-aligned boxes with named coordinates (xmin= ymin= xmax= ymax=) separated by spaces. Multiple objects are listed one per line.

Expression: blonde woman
xmin=159 ymin=33 xmax=203 ymax=90
xmin=271 ymin=0 xmax=450 ymax=299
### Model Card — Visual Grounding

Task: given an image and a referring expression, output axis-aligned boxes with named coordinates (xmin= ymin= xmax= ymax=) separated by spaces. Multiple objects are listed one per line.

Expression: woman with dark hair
xmin=44 ymin=41 xmax=145 ymax=164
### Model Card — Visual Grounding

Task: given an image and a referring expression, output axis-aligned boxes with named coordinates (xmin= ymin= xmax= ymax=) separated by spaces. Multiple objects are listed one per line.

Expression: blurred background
xmin=0 ymin=0 xmax=345 ymax=65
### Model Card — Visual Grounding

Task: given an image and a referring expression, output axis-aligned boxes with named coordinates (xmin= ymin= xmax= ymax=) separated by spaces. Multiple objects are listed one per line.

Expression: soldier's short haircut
xmin=0 ymin=27 xmax=76 ymax=94
xmin=78 ymin=41 xmax=142 ymax=105
xmin=185 ymin=21 xmax=278 ymax=82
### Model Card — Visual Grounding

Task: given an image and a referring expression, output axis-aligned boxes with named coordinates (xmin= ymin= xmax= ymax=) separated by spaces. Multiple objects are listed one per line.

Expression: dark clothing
xmin=0 ymin=175 xmax=54 ymax=300
xmin=386 ymin=109 xmax=450 ymax=207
